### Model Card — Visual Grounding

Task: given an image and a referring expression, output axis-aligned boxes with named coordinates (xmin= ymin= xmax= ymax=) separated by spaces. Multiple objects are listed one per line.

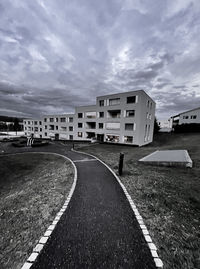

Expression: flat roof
xmin=97 ymin=89 xmax=155 ymax=103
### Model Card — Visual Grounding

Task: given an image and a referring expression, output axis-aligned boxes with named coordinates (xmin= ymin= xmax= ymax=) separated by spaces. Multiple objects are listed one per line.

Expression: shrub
xmin=174 ymin=123 xmax=200 ymax=133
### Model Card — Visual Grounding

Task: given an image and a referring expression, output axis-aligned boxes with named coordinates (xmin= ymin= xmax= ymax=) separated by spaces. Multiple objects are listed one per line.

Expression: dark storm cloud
xmin=0 ymin=0 xmax=200 ymax=119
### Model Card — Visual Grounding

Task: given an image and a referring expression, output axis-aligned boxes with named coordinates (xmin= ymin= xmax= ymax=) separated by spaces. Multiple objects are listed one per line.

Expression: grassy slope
xmin=78 ymin=133 xmax=200 ymax=269
xmin=0 ymin=153 xmax=74 ymax=269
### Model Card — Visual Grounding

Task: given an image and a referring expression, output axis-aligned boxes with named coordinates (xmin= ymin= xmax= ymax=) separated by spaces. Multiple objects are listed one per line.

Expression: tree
xmin=14 ymin=118 xmax=20 ymax=135
xmin=154 ymin=117 xmax=160 ymax=134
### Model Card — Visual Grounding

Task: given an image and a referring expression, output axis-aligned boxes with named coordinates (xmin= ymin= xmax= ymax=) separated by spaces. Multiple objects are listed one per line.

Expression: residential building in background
xmin=171 ymin=107 xmax=200 ymax=127
xmin=23 ymin=90 xmax=155 ymax=146
xmin=158 ymin=118 xmax=173 ymax=132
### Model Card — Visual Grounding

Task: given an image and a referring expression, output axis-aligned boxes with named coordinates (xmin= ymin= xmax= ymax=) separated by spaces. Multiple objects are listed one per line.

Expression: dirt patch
xmin=0 ymin=153 xmax=74 ymax=269
xmin=78 ymin=133 xmax=200 ymax=269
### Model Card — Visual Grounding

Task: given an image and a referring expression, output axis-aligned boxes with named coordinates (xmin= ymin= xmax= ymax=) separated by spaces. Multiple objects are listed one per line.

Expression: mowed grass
xmin=0 ymin=153 xmax=74 ymax=269
xmin=78 ymin=133 xmax=200 ymax=269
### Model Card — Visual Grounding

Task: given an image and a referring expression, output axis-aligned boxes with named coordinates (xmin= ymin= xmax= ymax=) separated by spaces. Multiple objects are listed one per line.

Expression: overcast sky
xmin=0 ymin=0 xmax=200 ymax=119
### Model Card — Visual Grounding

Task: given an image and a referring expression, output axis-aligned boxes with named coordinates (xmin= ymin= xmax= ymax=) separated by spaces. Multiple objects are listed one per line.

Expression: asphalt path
xmin=1 ymin=142 xmax=156 ymax=268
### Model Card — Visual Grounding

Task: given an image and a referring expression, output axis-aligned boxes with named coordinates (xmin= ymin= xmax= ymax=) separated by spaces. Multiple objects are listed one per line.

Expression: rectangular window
xmin=105 ymin=135 xmax=119 ymax=143
xmin=183 ymin=116 xmax=189 ymax=119
xmin=125 ymin=123 xmax=134 ymax=131
xmin=78 ymin=113 xmax=83 ymax=118
xmin=44 ymin=118 xmax=47 ymax=122
xmin=124 ymin=136 xmax=133 ymax=143
xmin=144 ymin=124 xmax=147 ymax=142
xmin=69 ymin=135 xmax=73 ymax=140
xmin=28 ymin=121 xmax=30 ymax=125
xmin=99 ymin=100 xmax=104 ymax=106
xmin=191 ymin=115 xmax=197 ymax=119
xmin=39 ymin=121 xmax=42 ymax=125
xmin=147 ymin=100 xmax=150 ymax=107
xmin=60 ymin=117 xmax=66 ymax=122
xmin=45 ymin=132 xmax=47 ymax=136
xmin=56 ymin=126 xmax=58 ymax=130
xmin=34 ymin=121 xmax=38 ymax=125
xmin=34 ymin=127 xmax=38 ymax=131
xmin=127 ymin=96 xmax=136 ymax=104
xmin=50 ymin=118 xmax=54 ymax=122
xmin=45 ymin=125 xmax=47 ymax=129
xmin=78 ymin=132 xmax=82 ymax=137
xmin=40 ymin=128 xmax=42 ymax=132
xmin=69 ymin=126 xmax=73 ymax=131
xmin=109 ymin=98 xmax=120 ymax=106
xmin=99 ymin=112 xmax=104 ymax=118
xmin=78 ymin=122 xmax=83 ymax=128
xmin=56 ymin=118 xmax=58 ymax=122
xmin=69 ymin=117 xmax=73 ymax=122
xmin=126 ymin=110 xmax=135 ymax=117
xmin=99 ymin=123 xmax=103 ymax=129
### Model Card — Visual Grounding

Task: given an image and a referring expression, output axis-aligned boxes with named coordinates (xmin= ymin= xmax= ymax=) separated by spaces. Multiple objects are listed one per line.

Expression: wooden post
xmin=118 ymin=153 xmax=124 ymax=176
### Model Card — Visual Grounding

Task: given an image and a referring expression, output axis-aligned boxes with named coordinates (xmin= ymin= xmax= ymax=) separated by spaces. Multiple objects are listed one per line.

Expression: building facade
xmin=171 ymin=107 xmax=200 ymax=127
xmin=23 ymin=90 xmax=155 ymax=146
xmin=158 ymin=118 xmax=173 ymax=132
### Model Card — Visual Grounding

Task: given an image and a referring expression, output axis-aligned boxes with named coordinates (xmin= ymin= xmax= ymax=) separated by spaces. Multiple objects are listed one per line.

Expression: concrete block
xmin=148 ymin=242 xmax=157 ymax=250
xmin=27 ymin=252 xmax=38 ymax=262
xmin=44 ymin=230 xmax=52 ymax=237
xmin=21 ymin=262 xmax=32 ymax=269
xmin=154 ymin=258 xmax=163 ymax=268
xmin=39 ymin=236 xmax=48 ymax=244
xmin=33 ymin=243 xmax=44 ymax=253
xmin=139 ymin=150 xmax=193 ymax=168
xmin=145 ymin=235 xmax=152 ymax=243
xmin=151 ymin=250 xmax=158 ymax=258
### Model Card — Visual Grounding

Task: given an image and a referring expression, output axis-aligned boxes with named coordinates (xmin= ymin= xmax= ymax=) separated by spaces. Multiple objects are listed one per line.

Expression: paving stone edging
xmin=72 ymin=148 xmax=164 ymax=268
xmin=20 ymin=152 xmax=77 ymax=269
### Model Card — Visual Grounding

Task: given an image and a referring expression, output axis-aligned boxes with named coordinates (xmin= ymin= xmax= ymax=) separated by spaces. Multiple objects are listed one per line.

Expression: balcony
xmin=86 ymin=132 xmax=96 ymax=139
xmin=85 ymin=111 xmax=96 ymax=119
xmin=86 ymin=122 xmax=96 ymax=129
xmin=107 ymin=110 xmax=121 ymax=119
xmin=49 ymin=125 xmax=55 ymax=130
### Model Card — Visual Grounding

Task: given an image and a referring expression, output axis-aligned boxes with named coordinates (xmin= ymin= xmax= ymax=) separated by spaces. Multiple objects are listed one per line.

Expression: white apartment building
xmin=158 ymin=118 xmax=173 ymax=132
xmin=23 ymin=90 xmax=155 ymax=146
xmin=171 ymin=107 xmax=200 ymax=127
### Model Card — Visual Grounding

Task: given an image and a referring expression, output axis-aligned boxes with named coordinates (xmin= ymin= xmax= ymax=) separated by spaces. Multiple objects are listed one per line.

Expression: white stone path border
xmin=9 ymin=152 xmax=78 ymax=269
xmin=72 ymin=148 xmax=164 ymax=268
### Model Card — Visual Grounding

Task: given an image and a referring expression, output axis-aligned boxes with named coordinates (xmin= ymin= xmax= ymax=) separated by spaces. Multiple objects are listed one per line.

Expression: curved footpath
xmin=1 ymin=142 xmax=159 ymax=268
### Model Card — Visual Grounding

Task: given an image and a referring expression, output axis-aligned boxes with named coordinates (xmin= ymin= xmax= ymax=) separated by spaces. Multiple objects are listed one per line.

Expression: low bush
xmin=174 ymin=123 xmax=200 ymax=133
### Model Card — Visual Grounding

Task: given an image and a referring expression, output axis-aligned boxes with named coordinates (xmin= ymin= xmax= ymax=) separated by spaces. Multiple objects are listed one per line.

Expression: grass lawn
xmin=0 ymin=153 xmax=74 ymax=269
xmin=77 ymin=133 xmax=200 ymax=269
